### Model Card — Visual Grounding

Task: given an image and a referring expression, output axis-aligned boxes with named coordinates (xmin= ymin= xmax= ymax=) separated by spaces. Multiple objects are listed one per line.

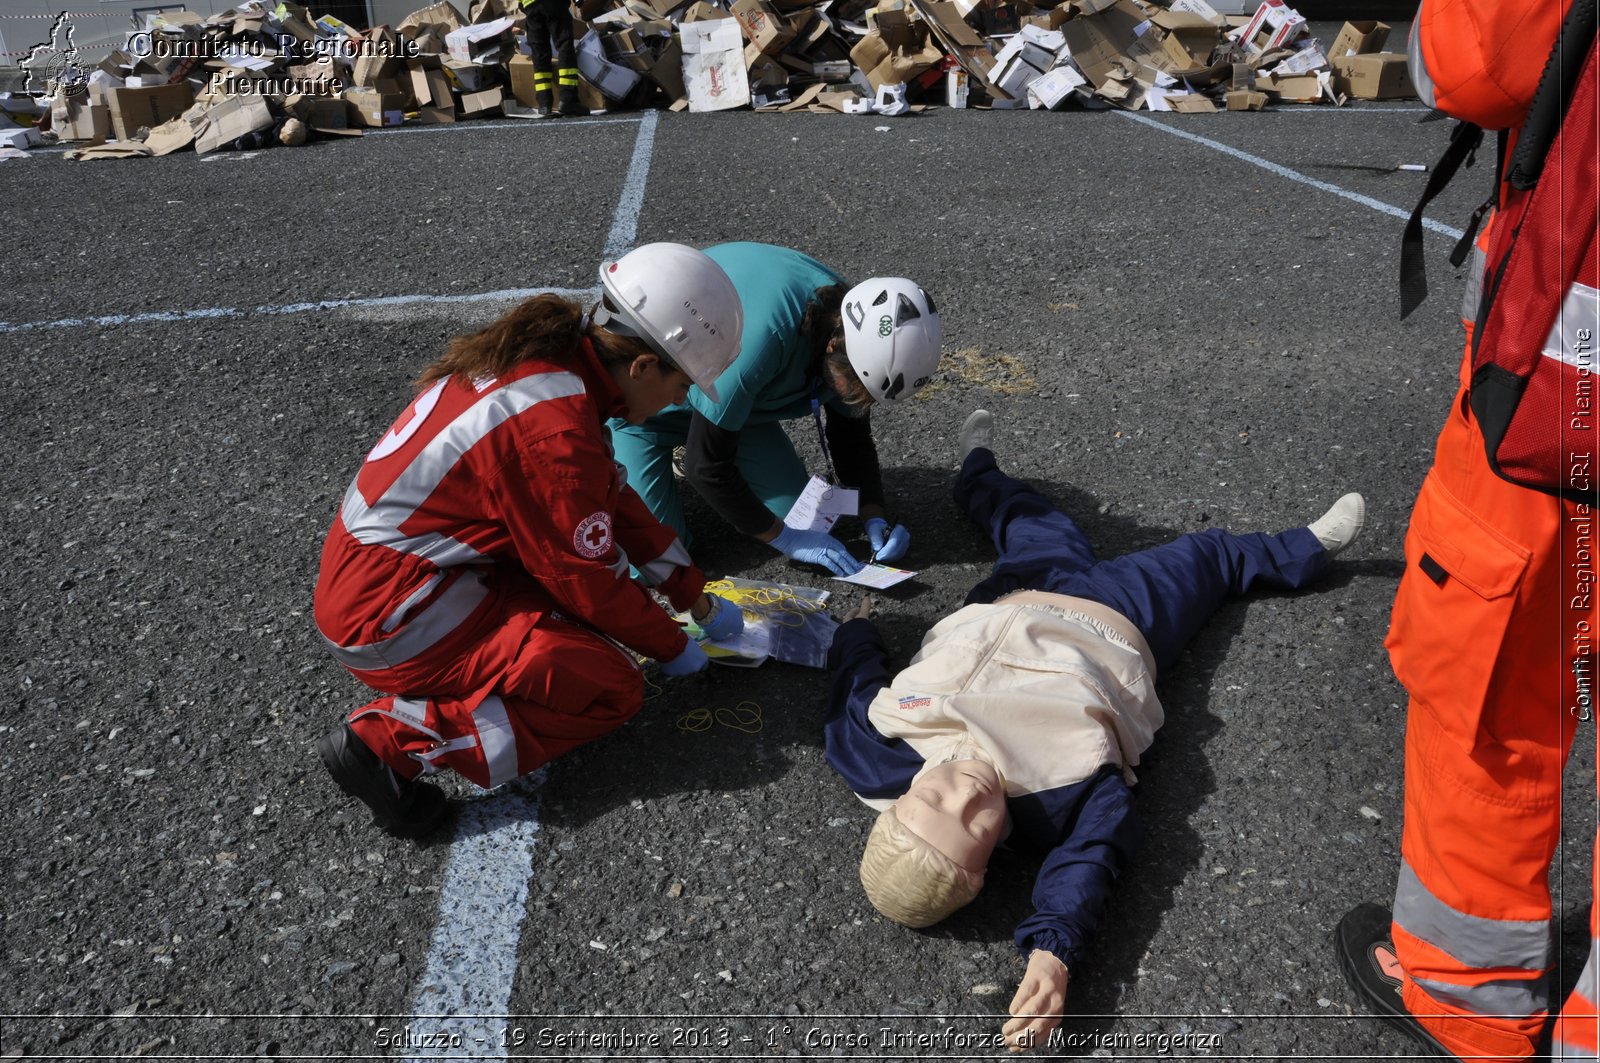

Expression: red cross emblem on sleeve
xmin=574 ymin=512 xmax=613 ymax=558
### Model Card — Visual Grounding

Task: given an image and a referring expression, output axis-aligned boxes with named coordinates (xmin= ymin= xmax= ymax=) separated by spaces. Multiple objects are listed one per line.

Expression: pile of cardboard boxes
xmin=0 ymin=0 xmax=1418 ymax=158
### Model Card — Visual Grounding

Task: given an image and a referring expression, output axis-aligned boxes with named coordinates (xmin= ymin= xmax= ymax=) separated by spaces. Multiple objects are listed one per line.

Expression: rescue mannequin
xmin=609 ymin=242 xmax=942 ymax=576
xmin=314 ymin=243 xmax=745 ymax=839
xmin=825 ymin=410 xmax=1367 ymax=1051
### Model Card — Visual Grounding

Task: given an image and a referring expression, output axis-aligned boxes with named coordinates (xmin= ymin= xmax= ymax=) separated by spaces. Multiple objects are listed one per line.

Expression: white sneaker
xmin=959 ymin=409 xmax=994 ymax=463
xmin=1308 ymin=493 xmax=1366 ymax=556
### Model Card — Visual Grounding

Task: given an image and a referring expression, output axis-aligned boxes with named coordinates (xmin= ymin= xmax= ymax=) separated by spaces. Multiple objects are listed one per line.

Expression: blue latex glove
xmin=865 ymin=517 xmax=911 ymax=564
xmin=658 ymin=637 xmax=709 ymax=677
xmin=770 ymin=525 xmax=864 ymax=577
xmin=695 ymin=593 xmax=744 ymax=642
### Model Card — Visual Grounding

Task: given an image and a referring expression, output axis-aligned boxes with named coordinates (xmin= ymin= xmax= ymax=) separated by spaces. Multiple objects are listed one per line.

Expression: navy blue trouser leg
xmin=954 ymin=448 xmax=1330 ymax=673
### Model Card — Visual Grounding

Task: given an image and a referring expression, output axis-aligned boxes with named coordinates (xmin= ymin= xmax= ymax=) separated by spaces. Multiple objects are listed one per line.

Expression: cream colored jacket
xmin=859 ymin=591 xmax=1163 ymax=810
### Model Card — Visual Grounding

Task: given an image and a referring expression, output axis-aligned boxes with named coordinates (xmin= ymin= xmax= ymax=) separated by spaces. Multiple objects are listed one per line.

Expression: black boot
xmin=318 ymin=722 xmax=447 ymax=839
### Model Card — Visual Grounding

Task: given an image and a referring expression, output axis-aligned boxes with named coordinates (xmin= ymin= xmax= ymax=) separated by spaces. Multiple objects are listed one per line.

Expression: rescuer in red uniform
xmin=314 ymin=243 xmax=747 ymax=839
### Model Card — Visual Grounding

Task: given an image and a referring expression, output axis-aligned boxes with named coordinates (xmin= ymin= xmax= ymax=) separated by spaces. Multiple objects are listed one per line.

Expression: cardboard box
xmin=1331 ymin=52 xmax=1413 ymax=99
xmin=1269 ymin=39 xmax=1327 ymax=75
xmin=508 ymin=53 xmax=539 ymax=104
xmin=442 ymin=59 xmax=492 ymax=91
xmin=1225 ymin=87 xmax=1267 ymax=109
xmin=0 ymin=126 xmax=43 ymax=150
xmin=193 ymin=94 xmax=274 ymax=153
xmin=947 ymin=66 xmax=970 ymax=107
xmin=1260 ymin=69 xmax=1324 ymax=101
xmin=50 ymin=95 xmax=111 ymax=144
xmin=679 ymin=18 xmax=750 ymax=111
xmin=105 ymin=83 xmax=195 ymax=141
xmin=292 ymin=95 xmax=365 ymax=135
xmin=344 ymin=86 xmax=408 ymax=125
xmin=578 ymin=28 xmax=644 ymax=99
xmin=457 ymin=85 xmax=504 ymax=114
xmin=745 ymin=45 xmax=789 ymax=89
xmin=1329 ymin=19 xmax=1388 ymax=58
xmin=992 ymin=35 xmax=1056 ymax=73
xmin=848 ymin=8 xmax=943 ymax=90
xmin=731 ymin=0 xmax=795 ymax=55
xmin=353 ymin=25 xmax=404 ymax=86
xmin=1238 ymin=0 xmax=1306 ymax=56
xmin=1058 ymin=0 xmax=1145 ymax=90
xmin=649 ymin=35 xmax=686 ymax=100
xmin=1026 ymin=64 xmax=1085 ymax=108
xmin=445 ymin=16 xmax=516 ymax=63
xmin=912 ymin=0 xmax=1000 ymax=97
xmin=989 ymin=52 xmax=1044 ymax=97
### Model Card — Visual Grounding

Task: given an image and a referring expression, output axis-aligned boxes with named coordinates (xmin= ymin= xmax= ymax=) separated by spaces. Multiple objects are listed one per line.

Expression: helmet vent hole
xmin=895 ymin=294 xmax=921 ymax=324
xmin=871 ymin=290 xmax=889 ymax=307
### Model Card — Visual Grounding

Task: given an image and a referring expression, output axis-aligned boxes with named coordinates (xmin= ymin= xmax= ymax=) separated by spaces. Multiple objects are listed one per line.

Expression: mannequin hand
xmin=865 ymin=517 xmax=911 ymax=563
xmin=691 ymin=593 xmax=744 ymax=642
xmin=1001 ymin=950 xmax=1068 ymax=1053
xmin=770 ymin=525 xmax=863 ymax=576
xmin=657 ymin=637 xmax=709 ymax=677
xmin=848 ymin=597 xmax=874 ymax=622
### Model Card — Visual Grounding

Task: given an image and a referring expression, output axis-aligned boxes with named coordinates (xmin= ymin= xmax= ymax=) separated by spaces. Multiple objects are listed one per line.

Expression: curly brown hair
xmin=415 ymin=294 xmax=648 ymax=391
xmin=801 ymin=283 xmax=873 ymax=410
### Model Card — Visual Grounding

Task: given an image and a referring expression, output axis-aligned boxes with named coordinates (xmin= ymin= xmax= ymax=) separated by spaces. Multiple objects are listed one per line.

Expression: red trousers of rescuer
xmin=1387 ymin=349 xmax=1600 ymax=1060
xmin=337 ymin=571 xmax=644 ymax=791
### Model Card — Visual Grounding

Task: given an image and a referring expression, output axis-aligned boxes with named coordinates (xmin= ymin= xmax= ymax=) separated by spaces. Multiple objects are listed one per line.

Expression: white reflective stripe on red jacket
xmin=1541 ymin=282 xmax=1599 ymax=370
xmin=340 ymin=373 xmax=588 ymax=565
xmin=322 ymin=569 xmax=491 ymax=672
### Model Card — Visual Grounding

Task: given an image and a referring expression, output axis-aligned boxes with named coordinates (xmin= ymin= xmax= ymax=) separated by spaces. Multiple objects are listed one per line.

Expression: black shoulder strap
xmin=1505 ymin=0 xmax=1596 ymax=190
xmin=1399 ymin=119 xmax=1484 ymax=319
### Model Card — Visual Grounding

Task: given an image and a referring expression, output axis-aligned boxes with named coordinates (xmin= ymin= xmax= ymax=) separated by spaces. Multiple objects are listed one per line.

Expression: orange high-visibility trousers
xmin=1387 ymin=345 xmax=1597 ymax=1060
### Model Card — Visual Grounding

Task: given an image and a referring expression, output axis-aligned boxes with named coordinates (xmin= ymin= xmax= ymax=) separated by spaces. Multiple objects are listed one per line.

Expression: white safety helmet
xmin=839 ymin=277 xmax=942 ymax=405
xmin=594 ymin=242 xmax=744 ymax=403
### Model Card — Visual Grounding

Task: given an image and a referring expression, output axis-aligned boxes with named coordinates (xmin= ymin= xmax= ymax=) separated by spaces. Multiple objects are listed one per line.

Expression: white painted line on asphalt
xmin=603 ymin=110 xmax=658 ymax=260
xmin=407 ymin=774 xmax=546 ymax=1051
xmin=0 ymin=287 xmax=596 ymax=334
xmin=402 ymin=108 xmax=660 ymax=1059
xmin=1114 ymin=110 xmax=1465 ymax=240
xmin=4 ymin=113 xmax=665 ymax=336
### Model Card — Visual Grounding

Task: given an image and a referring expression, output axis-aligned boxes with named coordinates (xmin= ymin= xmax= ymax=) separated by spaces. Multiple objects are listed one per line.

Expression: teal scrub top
xmin=650 ymin=242 xmax=845 ymax=433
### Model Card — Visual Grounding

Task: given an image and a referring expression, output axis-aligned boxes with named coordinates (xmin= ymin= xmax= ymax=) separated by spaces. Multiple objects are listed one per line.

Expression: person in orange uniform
xmin=1335 ymin=1 xmax=1598 ymax=1059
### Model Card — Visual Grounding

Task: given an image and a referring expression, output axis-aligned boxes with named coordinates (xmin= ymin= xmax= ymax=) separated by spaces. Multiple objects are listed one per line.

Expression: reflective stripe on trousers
xmin=1393 ymin=859 xmax=1552 ymax=1019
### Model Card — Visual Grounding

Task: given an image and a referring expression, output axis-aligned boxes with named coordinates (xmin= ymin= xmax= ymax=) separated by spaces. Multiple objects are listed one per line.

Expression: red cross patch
xmin=574 ymin=512 xmax=613 ymax=558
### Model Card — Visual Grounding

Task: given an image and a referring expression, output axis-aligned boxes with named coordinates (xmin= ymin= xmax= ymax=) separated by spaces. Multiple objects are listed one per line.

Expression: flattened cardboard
xmin=398 ymin=0 xmax=467 ymax=34
xmin=911 ymin=0 xmax=1000 ymax=94
xmin=193 ymin=93 xmax=273 ymax=153
xmin=457 ymin=85 xmax=504 ymax=114
xmin=1224 ymin=87 xmax=1267 ymax=109
xmin=142 ymin=115 xmax=195 ymax=154
xmin=106 ymin=83 xmax=196 ymax=141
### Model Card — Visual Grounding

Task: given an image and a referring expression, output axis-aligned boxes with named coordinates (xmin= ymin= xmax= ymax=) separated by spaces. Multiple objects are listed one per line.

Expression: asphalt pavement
xmin=6 ymin=21 xmax=1597 ymax=1060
